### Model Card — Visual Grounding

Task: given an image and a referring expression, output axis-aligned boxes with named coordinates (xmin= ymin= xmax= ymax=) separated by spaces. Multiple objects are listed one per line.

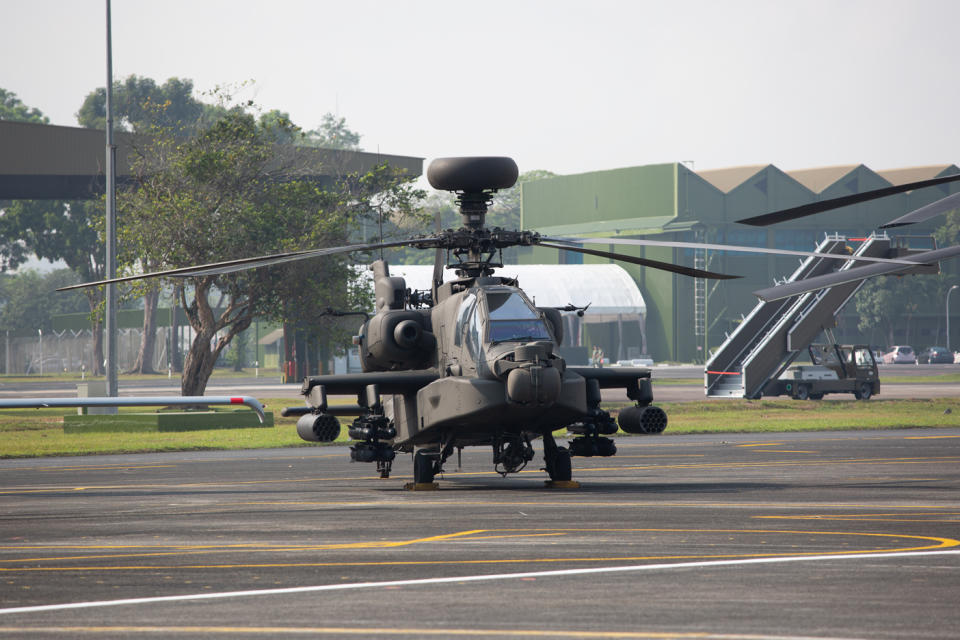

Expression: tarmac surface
xmin=1 ymin=428 xmax=960 ymax=638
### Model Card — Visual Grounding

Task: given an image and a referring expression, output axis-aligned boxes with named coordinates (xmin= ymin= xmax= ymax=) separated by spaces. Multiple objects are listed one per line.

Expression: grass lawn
xmin=1 ymin=395 xmax=958 ymax=459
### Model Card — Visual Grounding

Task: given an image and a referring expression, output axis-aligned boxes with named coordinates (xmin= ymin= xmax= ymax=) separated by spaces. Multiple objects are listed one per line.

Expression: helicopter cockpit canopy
xmin=485 ymin=291 xmax=552 ymax=343
xmin=455 ymin=287 xmax=554 ymax=364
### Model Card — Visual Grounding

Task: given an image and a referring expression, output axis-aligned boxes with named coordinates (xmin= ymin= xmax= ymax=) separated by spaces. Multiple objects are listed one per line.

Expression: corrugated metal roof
xmin=696 ymin=165 xmax=768 ymax=193
xmin=786 ymin=165 xmax=860 ymax=193
xmin=875 ymin=165 xmax=957 ymax=186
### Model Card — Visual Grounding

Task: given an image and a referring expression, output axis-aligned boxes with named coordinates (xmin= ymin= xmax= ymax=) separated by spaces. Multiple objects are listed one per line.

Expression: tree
xmin=118 ymin=100 xmax=423 ymax=395
xmin=0 ymin=269 xmax=88 ymax=333
xmin=77 ymin=76 xmax=209 ymax=373
xmin=854 ymin=274 xmax=941 ymax=346
xmin=0 ymin=88 xmax=49 ymax=124
xmin=302 ymin=113 xmax=362 ymax=150
xmin=76 ymin=76 xmax=204 ymax=134
xmin=0 ymin=197 xmax=107 ymax=373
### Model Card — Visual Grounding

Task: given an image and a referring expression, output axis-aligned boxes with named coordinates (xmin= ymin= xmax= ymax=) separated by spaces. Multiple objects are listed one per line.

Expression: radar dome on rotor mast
xmin=427 ymin=156 xmax=519 ymax=229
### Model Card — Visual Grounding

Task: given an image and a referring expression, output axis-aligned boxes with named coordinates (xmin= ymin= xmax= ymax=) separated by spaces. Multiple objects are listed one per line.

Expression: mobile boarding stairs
xmin=705 ymin=233 xmax=935 ymax=399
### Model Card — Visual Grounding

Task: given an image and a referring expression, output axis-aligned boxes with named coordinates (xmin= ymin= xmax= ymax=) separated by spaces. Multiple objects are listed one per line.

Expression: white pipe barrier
xmin=0 ymin=396 xmax=266 ymax=423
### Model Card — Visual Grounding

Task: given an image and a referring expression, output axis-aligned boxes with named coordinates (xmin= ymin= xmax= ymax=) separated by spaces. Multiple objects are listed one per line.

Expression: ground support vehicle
xmin=762 ymin=344 xmax=879 ymax=400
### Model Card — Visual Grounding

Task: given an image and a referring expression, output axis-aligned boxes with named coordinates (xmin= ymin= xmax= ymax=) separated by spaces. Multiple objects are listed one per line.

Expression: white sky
xmin=2 ymin=0 xmax=959 ymax=177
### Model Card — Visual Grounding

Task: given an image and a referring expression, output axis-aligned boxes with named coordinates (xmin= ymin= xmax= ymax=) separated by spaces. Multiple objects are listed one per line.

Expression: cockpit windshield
xmin=484 ymin=292 xmax=551 ymax=343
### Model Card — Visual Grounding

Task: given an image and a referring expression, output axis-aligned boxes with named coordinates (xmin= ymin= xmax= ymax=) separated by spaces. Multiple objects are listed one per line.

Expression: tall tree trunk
xmin=171 ymin=286 xmax=183 ymax=372
xmin=128 ymin=286 xmax=160 ymax=374
xmin=84 ymin=290 xmax=105 ymax=376
xmin=180 ymin=329 xmax=218 ymax=396
xmin=178 ymin=279 xmax=253 ymax=396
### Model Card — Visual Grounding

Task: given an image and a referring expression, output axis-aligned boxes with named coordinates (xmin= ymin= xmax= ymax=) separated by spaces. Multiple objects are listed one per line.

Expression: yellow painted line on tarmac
xmin=0 ymin=626 xmax=762 ymax=638
xmin=736 ymin=443 xmax=785 ymax=447
xmin=744 ymin=450 xmax=818 ymax=453
xmin=1 ymin=529 xmax=953 ymax=572
xmin=2 ymin=454 xmax=958 ymax=495
xmin=906 ymin=435 xmax=960 ymax=439
xmin=582 ymin=455 xmax=960 ymax=473
xmin=0 ymin=464 xmax=176 ymax=473
xmin=0 ymin=475 xmax=393 ymax=494
xmin=756 ymin=513 xmax=960 ymax=522
xmin=215 ymin=498 xmax=960 ymax=511
xmin=0 ymin=530 xmax=485 ymax=565
xmin=445 ymin=533 xmax=568 ymax=541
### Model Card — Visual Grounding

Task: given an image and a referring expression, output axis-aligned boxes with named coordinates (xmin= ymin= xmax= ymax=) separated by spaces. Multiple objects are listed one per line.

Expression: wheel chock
xmin=404 ymin=482 xmax=439 ymax=491
xmin=544 ymin=480 xmax=581 ymax=489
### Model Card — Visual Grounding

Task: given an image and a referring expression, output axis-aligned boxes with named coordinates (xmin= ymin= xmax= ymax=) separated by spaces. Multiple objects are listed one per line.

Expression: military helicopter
xmin=63 ymin=156 xmax=960 ymax=486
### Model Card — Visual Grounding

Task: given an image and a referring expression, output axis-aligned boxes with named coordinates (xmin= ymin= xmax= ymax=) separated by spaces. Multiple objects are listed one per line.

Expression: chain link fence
xmin=1 ymin=328 xmax=173 ymax=375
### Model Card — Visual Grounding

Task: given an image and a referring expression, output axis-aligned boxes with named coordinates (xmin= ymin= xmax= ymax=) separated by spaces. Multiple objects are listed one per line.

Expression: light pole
xmin=948 ymin=285 xmax=959 ymax=353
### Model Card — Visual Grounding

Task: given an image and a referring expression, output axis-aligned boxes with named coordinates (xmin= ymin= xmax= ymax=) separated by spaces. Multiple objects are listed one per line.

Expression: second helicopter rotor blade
xmin=735 ymin=172 xmax=960 ymax=227
xmin=879 ymin=191 xmax=960 ymax=229
xmin=57 ymin=237 xmax=440 ymax=291
xmin=540 ymin=236 xmax=923 ymax=266
xmin=537 ymin=241 xmax=740 ymax=279
xmin=752 ymin=244 xmax=960 ymax=301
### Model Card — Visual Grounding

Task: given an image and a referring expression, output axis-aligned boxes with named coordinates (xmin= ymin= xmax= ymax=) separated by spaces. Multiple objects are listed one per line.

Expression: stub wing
xmin=567 ymin=366 xmax=653 ymax=402
xmin=299 ymin=371 xmax=441 ymax=397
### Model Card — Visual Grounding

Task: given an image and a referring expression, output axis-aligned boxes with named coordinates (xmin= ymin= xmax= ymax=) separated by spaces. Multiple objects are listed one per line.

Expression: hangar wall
xmin=521 ymin=163 xmax=960 ymax=362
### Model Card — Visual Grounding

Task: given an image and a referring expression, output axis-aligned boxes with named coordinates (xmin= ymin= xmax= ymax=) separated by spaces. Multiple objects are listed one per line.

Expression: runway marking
xmin=1 ymin=529 xmax=953 ymax=571
xmin=0 ymin=530 xmax=484 ymax=564
xmin=0 ymin=625 xmax=874 ymax=639
xmin=906 ymin=435 xmax=960 ymax=440
xmin=744 ymin=450 xmax=817 ymax=453
xmin=0 ymin=464 xmax=176 ymax=472
xmin=1 ymin=548 xmax=958 ymax=616
xmin=3 ymin=454 xmax=959 ymax=494
xmin=736 ymin=443 xmax=785 ymax=447
xmin=756 ymin=513 xmax=960 ymax=522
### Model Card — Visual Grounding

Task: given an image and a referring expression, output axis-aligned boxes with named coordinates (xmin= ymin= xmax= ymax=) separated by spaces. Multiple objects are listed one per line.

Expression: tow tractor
xmin=763 ymin=343 xmax=880 ymax=400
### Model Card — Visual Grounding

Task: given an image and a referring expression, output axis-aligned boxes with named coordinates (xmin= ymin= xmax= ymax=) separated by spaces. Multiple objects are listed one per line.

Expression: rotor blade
xmin=736 ymin=172 xmax=960 ymax=226
xmin=879 ymin=191 xmax=960 ymax=229
xmin=56 ymin=237 xmax=438 ymax=292
xmin=752 ymin=244 xmax=960 ymax=301
xmin=537 ymin=241 xmax=740 ymax=279
xmin=540 ymin=236 xmax=923 ymax=266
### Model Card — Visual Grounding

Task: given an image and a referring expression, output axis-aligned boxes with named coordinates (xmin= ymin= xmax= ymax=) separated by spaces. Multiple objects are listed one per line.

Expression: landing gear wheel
xmin=809 ymin=393 xmax=824 ymax=400
xmin=545 ymin=447 xmax=572 ymax=482
xmin=855 ymin=382 xmax=872 ymax=400
xmin=795 ymin=384 xmax=810 ymax=401
xmin=413 ymin=451 xmax=435 ymax=484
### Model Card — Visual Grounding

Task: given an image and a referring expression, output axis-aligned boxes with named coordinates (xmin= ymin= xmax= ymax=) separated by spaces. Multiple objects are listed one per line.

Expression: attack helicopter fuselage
xmin=294 ymin=258 xmax=665 ymax=484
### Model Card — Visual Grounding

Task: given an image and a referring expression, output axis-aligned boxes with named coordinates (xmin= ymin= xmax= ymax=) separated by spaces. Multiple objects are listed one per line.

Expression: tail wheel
xmin=413 ymin=451 xmax=436 ymax=484
xmin=546 ymin=447 xmax=572 ymax=482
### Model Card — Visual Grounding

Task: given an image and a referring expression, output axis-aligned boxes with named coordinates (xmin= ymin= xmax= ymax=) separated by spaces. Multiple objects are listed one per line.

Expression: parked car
xmin=918 ymin=346 xmax=954 ymax=364
xmin=882 ymin=345 xmax=916 ymax=364
xmin=612 ymin=357 xmax=655 ymax=367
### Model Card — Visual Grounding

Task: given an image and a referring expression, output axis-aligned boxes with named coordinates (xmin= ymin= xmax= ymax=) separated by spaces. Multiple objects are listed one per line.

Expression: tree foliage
xmin=302 ymin=113 xmax=362 ymax=150
xmin=0 ymin=88 xmax=49 ymax=124
xmin=118 ymin=98 xmax=422 ymax=394
xmin=76 ymin=75 xmax=205 ymax=134
xmin=0 ymin=269 xmax=88 ymax=333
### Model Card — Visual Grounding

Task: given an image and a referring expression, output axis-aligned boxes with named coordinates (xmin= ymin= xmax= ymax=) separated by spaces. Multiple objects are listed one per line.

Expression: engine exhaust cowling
xmin=297 ymin=413 xmax=342 ymax=442
xmin=360 ymin=310 xmax=436 ymax=371
xmin=618 ymin=405 xmax=668 ymax=435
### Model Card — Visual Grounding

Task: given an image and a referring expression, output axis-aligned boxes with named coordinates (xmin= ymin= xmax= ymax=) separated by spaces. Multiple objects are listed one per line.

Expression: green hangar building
xmin=519 ymin=162 xmax=960 ymax=363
